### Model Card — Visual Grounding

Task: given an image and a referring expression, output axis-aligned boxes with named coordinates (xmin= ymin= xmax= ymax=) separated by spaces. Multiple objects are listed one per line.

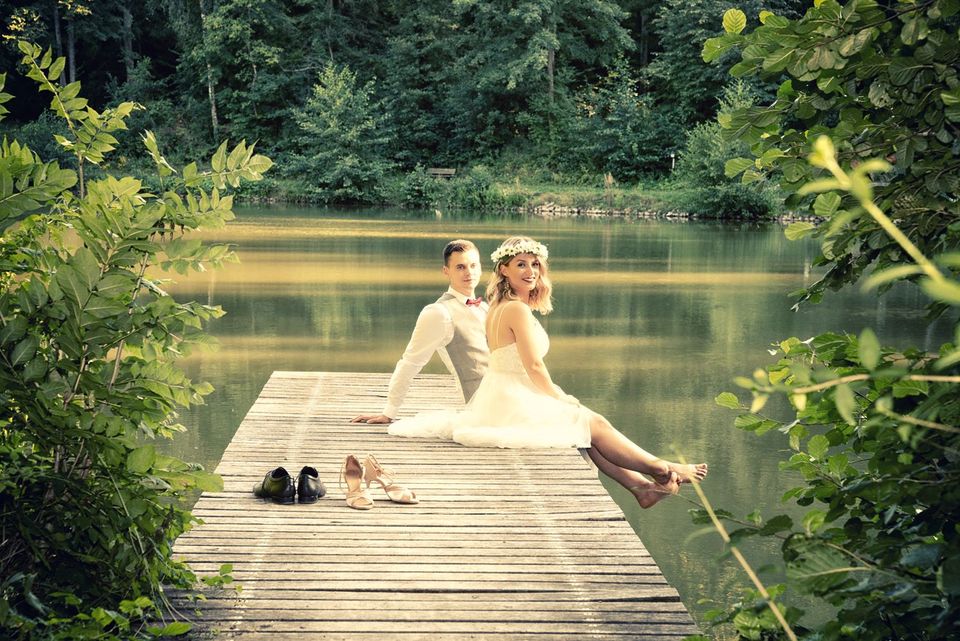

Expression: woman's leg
xmin=588 ymin=447 xmax=678 ymax=508
xmin=588 ymin=413 xmax=708 ymax=483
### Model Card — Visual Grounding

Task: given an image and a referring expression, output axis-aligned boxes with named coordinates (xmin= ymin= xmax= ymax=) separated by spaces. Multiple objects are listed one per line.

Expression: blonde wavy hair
xmin=485 ymin=236 xmax=553 ymax=314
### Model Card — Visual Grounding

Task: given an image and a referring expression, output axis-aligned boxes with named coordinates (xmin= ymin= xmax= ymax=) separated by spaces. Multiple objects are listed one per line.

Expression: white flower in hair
xmin=490 ymin=240 xmax=549 ymax=263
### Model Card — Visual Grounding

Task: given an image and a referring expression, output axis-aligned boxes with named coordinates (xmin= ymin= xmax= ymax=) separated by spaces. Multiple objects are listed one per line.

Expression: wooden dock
xmin=173 ymin=371 xmax=699 ymax=640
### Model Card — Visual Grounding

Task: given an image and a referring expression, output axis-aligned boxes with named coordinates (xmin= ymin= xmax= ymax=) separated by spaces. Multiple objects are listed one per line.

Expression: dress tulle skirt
xmin=388 ymin=368 xmax=592 ymax=449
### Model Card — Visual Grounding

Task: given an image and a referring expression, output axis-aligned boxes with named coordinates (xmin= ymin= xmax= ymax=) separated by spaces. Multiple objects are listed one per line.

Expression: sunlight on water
xmin=169 ymin=258 xmax=800 ymax=291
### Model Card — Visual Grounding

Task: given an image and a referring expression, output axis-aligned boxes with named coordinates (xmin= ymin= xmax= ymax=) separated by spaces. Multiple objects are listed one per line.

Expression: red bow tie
xmin=466 ymin=297 xmax=483 ymax=307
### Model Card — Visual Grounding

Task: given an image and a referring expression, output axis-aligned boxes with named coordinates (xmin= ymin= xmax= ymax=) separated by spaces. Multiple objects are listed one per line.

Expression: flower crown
xmin=490 ymin=240 xmax=549 ymax=264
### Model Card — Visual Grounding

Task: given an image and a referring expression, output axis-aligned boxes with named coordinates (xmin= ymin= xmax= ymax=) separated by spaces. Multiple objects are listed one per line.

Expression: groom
xmin=350 ymin=239 xmax=490 ymax=424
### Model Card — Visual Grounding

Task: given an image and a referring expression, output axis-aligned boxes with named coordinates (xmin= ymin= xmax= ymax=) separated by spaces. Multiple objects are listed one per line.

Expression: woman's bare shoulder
xmin=499 ymin=300 xmax=532 ymax=316
xmin=497 ymin=301 xmax=534 ymax=328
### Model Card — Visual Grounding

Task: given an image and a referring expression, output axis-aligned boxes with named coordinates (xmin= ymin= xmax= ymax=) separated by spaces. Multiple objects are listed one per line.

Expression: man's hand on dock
xmin=350 ymin=414 xmax=394 ymax=424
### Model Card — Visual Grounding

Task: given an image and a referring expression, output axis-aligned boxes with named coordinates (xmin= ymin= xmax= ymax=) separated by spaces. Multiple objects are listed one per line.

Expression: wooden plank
xmin=172 ymin=371 xmax=698 ymax=639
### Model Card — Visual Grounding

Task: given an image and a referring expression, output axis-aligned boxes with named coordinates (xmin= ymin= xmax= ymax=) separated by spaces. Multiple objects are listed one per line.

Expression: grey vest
xmin=437 ymin=293 xmax=489 ymax=401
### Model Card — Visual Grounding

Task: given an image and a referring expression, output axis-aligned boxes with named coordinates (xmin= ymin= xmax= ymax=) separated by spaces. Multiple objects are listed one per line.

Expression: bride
xmin=389 ymin=236 xmax=707 ymax=507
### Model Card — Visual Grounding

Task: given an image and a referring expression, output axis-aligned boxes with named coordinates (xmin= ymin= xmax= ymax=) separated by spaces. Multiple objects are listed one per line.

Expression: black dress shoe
xmin=296 ymin=466 xmax=326 ymax=503
xmin=253 ymin=467 xmax=296 ymax=504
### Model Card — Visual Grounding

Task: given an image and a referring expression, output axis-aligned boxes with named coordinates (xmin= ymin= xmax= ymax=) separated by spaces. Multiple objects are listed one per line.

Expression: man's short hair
xmin=443 ymin=239 xmax=478 ymax=265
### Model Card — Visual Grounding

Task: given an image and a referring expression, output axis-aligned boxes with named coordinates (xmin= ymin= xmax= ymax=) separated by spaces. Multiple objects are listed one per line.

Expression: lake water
xmin=167 ymin=205 xmax=948 ymax=631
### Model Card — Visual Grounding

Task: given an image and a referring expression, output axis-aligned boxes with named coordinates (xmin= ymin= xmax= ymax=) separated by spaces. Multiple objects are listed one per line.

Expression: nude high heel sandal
xmin=363 ymin=454 xmax=418 ymax=504
xmin=340 ymin=454 xmax=374 ymax=510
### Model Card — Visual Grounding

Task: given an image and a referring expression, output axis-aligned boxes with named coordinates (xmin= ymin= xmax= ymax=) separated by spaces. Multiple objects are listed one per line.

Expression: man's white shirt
xmin=383 ymin=287 xmax=485 ymax=418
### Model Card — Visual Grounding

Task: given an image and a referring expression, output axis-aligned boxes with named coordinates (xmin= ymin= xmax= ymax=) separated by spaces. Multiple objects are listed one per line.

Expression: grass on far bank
xmin=495 ymin=179 xmax=693 ymax=213
xmin=230 ymin=171 xmax=695 ymax=215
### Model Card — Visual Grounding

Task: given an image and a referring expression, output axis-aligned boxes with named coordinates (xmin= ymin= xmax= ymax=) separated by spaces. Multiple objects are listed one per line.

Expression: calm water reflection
xmin=167 ymin=205 xmax=949 ymax=630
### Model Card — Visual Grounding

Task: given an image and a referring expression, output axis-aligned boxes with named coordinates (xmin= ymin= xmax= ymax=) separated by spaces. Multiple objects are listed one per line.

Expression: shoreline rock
xmin=518 ymin=202 xmax=821 ymax=224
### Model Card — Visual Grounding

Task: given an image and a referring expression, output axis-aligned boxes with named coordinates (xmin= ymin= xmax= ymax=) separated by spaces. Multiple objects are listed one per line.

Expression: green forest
xmin=0 ymin=0 xmax=806 ymax=215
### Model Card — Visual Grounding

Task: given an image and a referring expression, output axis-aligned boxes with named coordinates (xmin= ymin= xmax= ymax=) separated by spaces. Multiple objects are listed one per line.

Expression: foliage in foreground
xmin=0 ymin=42 xmax=271 ymax=639
xmin=706 ymin=0 xmax=960 ymax=306
xmin=693 ymin=139 xmax=959 ymax=640
xmin=687 ymin=3 xmax=960 ymax=638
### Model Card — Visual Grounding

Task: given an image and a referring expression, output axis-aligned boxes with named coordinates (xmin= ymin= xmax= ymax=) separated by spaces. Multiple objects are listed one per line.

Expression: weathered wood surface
xmin=173 ymin=371 xmax=698 ymax=640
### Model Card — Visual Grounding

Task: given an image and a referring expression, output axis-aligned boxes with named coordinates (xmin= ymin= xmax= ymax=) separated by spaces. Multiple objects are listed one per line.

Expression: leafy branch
xmin=0 ymin=43 xmax=267 ymax=638
xmin=702 ymin=136 xmax=959 ymax=640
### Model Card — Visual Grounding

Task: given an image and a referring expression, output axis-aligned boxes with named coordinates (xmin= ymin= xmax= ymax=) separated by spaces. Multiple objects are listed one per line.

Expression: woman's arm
xmin=502 ymin=302 xmax=568 ymax=401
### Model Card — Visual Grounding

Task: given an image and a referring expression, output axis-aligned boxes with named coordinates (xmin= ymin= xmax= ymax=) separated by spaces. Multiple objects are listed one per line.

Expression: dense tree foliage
xmin=708 ymin=0 xmax=960 ymax=304
xmin=673 ymin=81 xmax=783 ymax=218
xmin=0 ymin=0 xmax=802 ymax=206
xmin=692 ymin=2 xmax=960 ymax=639
xmin=0 ymin=43 xmax=271 ymax=639
xmin=288 ymin=63 xmax=395 ymax=203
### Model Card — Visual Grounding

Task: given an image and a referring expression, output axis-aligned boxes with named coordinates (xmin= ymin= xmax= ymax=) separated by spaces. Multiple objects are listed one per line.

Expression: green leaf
xmin=22 ymin=357 xmax=47 ymax=382
xmin=715 ymin=392 xmax=741 ymax=409
xmin=857 ymin=328 xmax=880 ymax=370
xmin=211 ymin=141 xmax=228 ymax=173
xmin=55 ymin=265 xmax=88 ymax=306
xmin=761 ymin=48 xmax=795 ymax=73
xmin=888 ymin=58 xmax=922 ymax=86
xmin=11 ymin=335 xmax=39 ymax=367
xmin=191 ymin=471 xmax=224 ymax=492
xmin=48 ymin=57 xmax=65 ymax=82
xmin=724 ymin=157 xmax=754 ymax=178
xmin=758 ymin=10 xmax=773 ymax=24
xmin=807 ymin=434 xmax=829 ymax=459
xmin=734 ymin=414 xmax=763 ymax=431
xmin=247 ymin=154 xmax=273 ymax=174
xmin=0 ymin=160 xmax=78 ymax=227
xmin=785 ymin=221 xmax=816 ymax=241
xmin=758 ymin=514 xmax=793 ymax=535
xmin=900 ymin=544 xmax=941 ymax=570
xmin=937 ymin=556 xmax=960 ymax=595
xmin=722 ymin=9 xmax=747 ymax=34
xmin=942 ymin=87 xmax=960 ymax=107
xmin=892 ymin=379 xmax=928 ymax=398
xmin=813 ymin=192 xmax=841 ymax=217
xmin=827 ymin=453 xmax=848 ymax=477
xmin=83 ymin=295 xmax=129 ymax=320
xmin=127 ymin=445 xmax=157 ymax=474
xmin=834 ymin=383 xmax=857 ymax=425
xmin=226 ymin=140 xmax=246 ymax=171
xmin=71 ymin=247 xmax=102 ymax=288
xmin=900 ymin=16 xmax=929 ymax=45
xmin=732 ymin=611 xmax=764 ymax=639
xmin=182 ymin=161 xmax=200 ymax=187
xmin=838 ymin=29 xmax=873 ymax=56
xmin=0 ymin=317 xmax=28 ymax=345
xmin=800 ymin=509 xmax=827 ymax=535
xmin=150 ymin=621 xmax=192 ymax=636
xmin=702 ymin=34 xmax=740 ymax=63
xmin=787 ymin=542 xmax=859 ymax=587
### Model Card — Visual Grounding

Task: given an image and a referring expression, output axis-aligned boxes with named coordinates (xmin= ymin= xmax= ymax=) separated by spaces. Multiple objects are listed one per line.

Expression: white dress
xmin=388 ymin=319 xmax=592 ymax=448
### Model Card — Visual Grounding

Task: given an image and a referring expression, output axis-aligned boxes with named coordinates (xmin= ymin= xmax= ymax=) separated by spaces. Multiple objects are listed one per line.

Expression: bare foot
xmin=629 ymin=472 xmax=680 ymax=509
xmin=669 ymin=462 xmax=708 ymax=484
